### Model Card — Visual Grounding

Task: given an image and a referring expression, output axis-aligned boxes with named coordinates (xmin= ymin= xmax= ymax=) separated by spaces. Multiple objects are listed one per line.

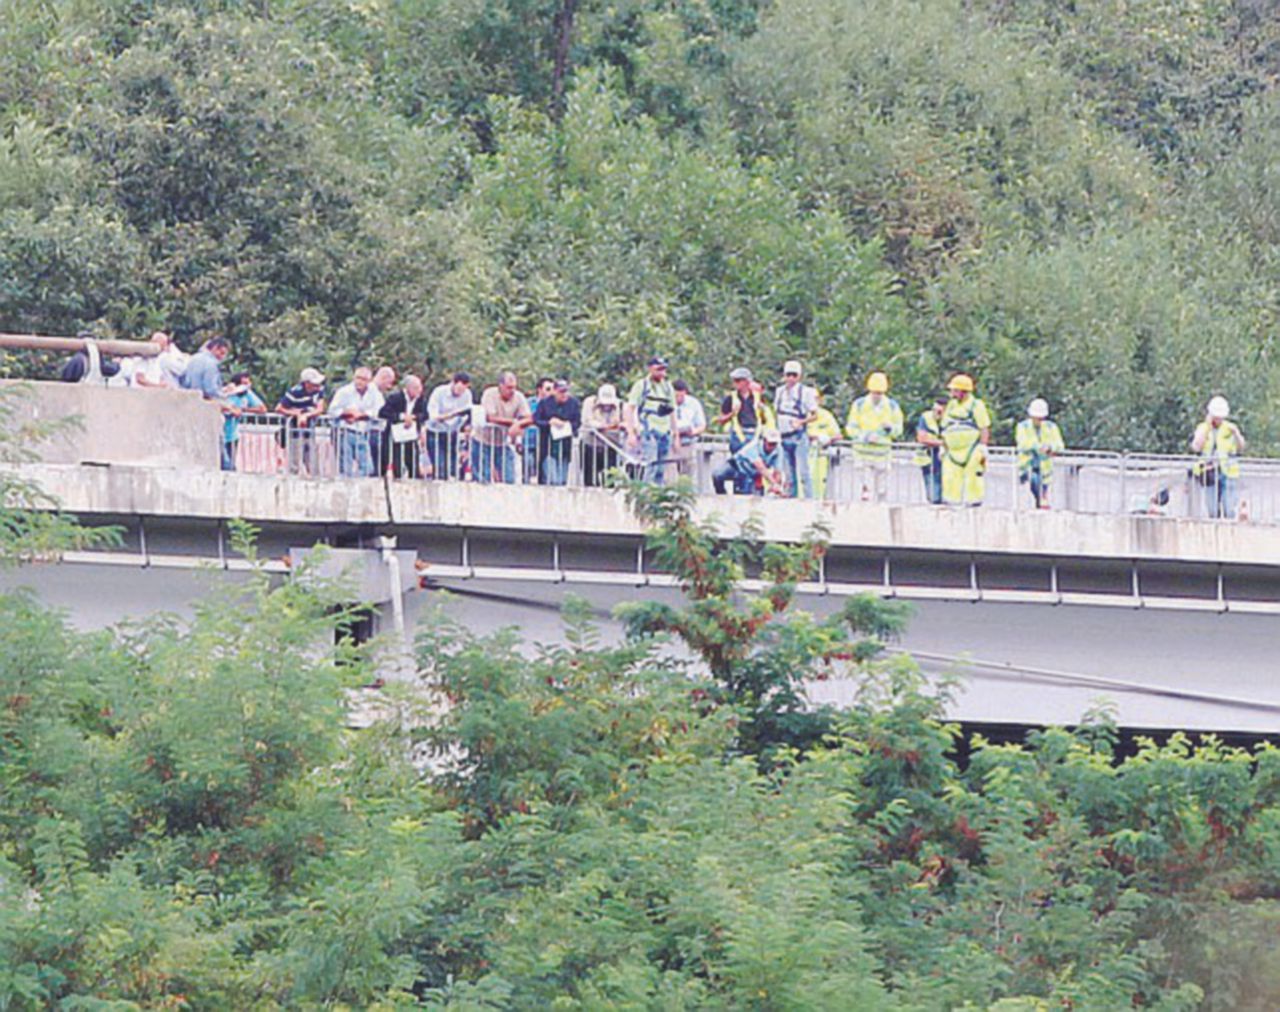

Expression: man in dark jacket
xmin=532 ymin=379 xmax=582 ymax=485
xmin=378 ymin=375 xmax=429 ymax=478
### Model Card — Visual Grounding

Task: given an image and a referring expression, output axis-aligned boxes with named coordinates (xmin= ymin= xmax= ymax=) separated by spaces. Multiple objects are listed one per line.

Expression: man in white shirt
xmin=129 ymin=331 xmax=189 ymax=389
xmin=425 ymin=371 xmax=474 ymax=479
xmin=671 ymin=379 xmax=707 ymax=481
xmin=329 ymin=366 xmax=385 ymax=477
xmin=773 ymin=359 xmax=819 ymax=498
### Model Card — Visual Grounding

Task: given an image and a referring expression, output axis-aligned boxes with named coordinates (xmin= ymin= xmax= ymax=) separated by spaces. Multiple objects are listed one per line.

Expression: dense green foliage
xmin=0 ymin=0 xmax=1277 ymax=447
xmin=1 ymin=473 xmax=1280 ymax=1007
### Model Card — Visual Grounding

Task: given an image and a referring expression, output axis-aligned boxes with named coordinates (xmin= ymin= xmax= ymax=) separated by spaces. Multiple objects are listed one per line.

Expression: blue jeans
xmin=1204 ymin=474 xmax=1239 ymax=519
xmin=642 ymin=430 xmax=671 ymax=484
xmin=921 ymin=461 xmax=941 ymax=504
xmin=541 ymin=452 xmax=570 ymax=486
xmin=473 ymin=441 xmax=517 ymax=484
xmin=780 ymin=431 xmax=812 ymax=498
xmin=221 ymin=439 xmax=236 ymax=471
xmin=427 ymin=430 xmax=463 ymax=479
xmin=728 ymin=430 xmax=756 ymax=494
xmin=713 ymin=459 xmax=760 ymax=495
xmin=337 ymin=427 xmax=373 ymax=477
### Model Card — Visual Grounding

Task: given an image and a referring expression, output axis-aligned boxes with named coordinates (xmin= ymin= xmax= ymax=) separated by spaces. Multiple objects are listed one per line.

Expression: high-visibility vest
xmin=1015 ymin=418 xmax=1065 ymax=476
xmin=846 ymin=395 xmax=903 ymax=458
xmin=724 ymin=391 xmax=775 ymax=440
xmin=807 ymin=407 xmax=841 ymax=444
xmin=913 ymin=410 xmax=942 ymax=466
xmin=1193 ymin=421 xmax=1242 ymax=479
xmin=940 ymin=397 xmax=990 ymax=467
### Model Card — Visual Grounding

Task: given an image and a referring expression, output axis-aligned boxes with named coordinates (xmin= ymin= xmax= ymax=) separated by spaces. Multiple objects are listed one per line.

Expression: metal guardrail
xmin=226 ymin=414 xmax=1276 ymax=523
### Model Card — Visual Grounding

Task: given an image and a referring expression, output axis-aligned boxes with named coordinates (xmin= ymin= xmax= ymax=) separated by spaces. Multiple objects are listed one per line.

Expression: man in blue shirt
xmin=179 ymin=337 xmax=230 ymax=399
xmin=180 ymin=338 xmax=235 ymax=468
xmin=712 ymin=428 xmax=785 ymax=496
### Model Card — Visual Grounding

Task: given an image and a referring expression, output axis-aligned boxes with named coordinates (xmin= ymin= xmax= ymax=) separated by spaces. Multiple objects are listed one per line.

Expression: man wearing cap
xmin=846 ymin=371 xmax=904 ymax=502
xmin=774 ymin=360 xmax=819 ymax=498
xmin=425 ymin=371 xmax=474 ymax=480
xmin=716 ymin=367 xmax=775 ymax=494
xmin=329 ymin=366 xmax=385 ymax=478
xmin=533 ymin=379 xmax=582 ymax=485
xmin=276 ymin=367 xmax=328 ymax=476
xmin=913 ymin=392 xmax=949 ymax=505
xmin=712 ymin=427 xmax=785 ymax=496
xmin=1016 ymin=398 xmax=1065 ymax=509
xmin=1191 ymin=396 xmax=1246 ymax=519
xmin=474 ymin=371 xmax=532 ymax=484
xmin=625 ymin=356 xmax=676 ymax=484
xmin=671 ymin=380 xmax=707 ymax=481
xmin=939 ymin=373 xmax=991 ymax=506
xmin=582 ymin=382 xmax=626 ymax=486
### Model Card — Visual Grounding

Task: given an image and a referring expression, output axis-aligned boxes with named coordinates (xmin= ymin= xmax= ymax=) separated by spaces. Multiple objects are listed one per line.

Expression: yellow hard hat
xmin=866 ymin=371 xmax=889 ymax=393
xmin=948 ymin=373 xmax=974 ymax=393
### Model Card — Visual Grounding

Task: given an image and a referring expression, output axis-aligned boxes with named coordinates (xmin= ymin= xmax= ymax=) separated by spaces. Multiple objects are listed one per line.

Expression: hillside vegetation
xmin=1 ymin=0 xmax=1277 ymax=448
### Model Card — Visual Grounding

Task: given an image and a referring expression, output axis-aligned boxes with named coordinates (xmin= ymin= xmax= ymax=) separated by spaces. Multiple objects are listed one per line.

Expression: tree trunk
xmin=550 ymin=0 xmax=578 ymax=119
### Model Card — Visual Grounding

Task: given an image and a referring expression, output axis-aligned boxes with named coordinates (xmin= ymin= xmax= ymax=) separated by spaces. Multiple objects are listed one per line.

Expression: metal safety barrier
xmin=222 ymin=414 xmax=1278 ymax=523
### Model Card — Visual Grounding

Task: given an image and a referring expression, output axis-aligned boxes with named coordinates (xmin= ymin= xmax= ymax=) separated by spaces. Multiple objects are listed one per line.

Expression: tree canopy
xmin=2 ymin=475 xmax=1280 ymax=1007
xmin=0 ymin=0 xmax=1277 ymax=448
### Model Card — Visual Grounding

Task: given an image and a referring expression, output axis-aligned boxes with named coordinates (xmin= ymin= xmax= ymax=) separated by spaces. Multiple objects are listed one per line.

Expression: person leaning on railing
xmin=329 ymin=367 xmax=384 ymax=478
xmin=715 ymin=367 xmax=775 ymax=495
xmin=1191 ymin=396 xmax=1246 ymax=520
xmin=671 ymin=379 xmax=707 ymax=482
xmin=845 ymin=371 xmax=903 ymax=503
xmin=379 ymin=374 xmax=429 ymax=479
xmin=474 ymin=371 xmax=532 ymax=484
xmin=939 ymin=373 xmax=991 ymax=507
xmin=533 ymin=379 xmax=581 ymax=486
xmin=221 ymin=371 xmax=266 ymax=473
xmin=807 ymin=392 xmax=842 ymax=499
xmin=913 ymin=391 xmax=948 ymax=505
xmin=581 ymin=383 xmax=626 ymax=487
xmin=425 ymin=371 xmax=474 ymax=480
xmin=275 ymin=368 xmax=327 ymax=477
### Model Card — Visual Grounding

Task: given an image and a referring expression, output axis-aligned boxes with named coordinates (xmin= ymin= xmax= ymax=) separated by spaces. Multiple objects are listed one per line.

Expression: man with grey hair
xmin=329 ymin=366 xmax=384 ymax=477
xmin=379 ymin=374 xmax=429 ymax=478
xmin=475 ymin=370 xmax=532 ymax=483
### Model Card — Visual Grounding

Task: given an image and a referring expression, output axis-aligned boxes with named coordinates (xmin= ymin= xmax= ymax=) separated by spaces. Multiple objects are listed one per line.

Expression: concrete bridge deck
xmin=4 ymin=459 xmax=1280 ymax=735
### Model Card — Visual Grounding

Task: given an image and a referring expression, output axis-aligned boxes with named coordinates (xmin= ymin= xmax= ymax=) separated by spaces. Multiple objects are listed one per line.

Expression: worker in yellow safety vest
xmin=845 ymin=371 xmax=903 ymax=502
xmin=807 ymin=391 xmax=843 ymax=499
xmin=940 ymin=373 xmax=991 ymax=506
xmin=1015 ymin=398 xmax=1065 ymax=509
xmin=913 ymin=391 xmax=949 ymax=504
xmin=1190 ymin=395 xmax=1246 ymax=520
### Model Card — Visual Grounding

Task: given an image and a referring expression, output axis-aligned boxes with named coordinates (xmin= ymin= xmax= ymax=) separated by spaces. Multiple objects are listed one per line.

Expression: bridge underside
xmin=6 ymin=556 xmax=1279 ymax=736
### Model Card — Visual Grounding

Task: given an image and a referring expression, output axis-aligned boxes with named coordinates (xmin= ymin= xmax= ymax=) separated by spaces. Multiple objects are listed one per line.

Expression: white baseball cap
xmin=783 ymin=360 xmax=802 ymax=376
xmin=597 ymin=383 xmax=619 ymax=405
xmin=300 ymin=367 xmax=325 ymax=385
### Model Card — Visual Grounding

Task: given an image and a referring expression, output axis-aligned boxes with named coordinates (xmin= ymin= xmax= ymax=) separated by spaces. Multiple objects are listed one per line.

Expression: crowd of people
xmin=60 ymin=332 xmax=1250 ymax=518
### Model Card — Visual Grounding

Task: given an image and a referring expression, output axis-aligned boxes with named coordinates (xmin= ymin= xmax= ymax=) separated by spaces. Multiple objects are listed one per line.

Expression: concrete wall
xmin=2 ymin=380 xmax=222 ymax=469
xmin=12 ymin=460 xmax=1280 ymax=567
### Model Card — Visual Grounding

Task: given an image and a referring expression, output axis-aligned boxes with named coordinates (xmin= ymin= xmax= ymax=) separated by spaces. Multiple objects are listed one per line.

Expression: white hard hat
xmin=761 ymin=427 xmax=781 ymax=443
xmin=1027 ymin=398 xmax=1049 ymax=419
xmin=1207 ymin=395 xmax=1230 ymax=420
xmin=783 ymin=359 xmax=802 ymax=376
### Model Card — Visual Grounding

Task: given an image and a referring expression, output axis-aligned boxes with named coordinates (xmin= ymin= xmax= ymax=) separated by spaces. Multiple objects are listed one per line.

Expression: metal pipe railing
xmin=220 ymin=413 xmax=1280 ymax=523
